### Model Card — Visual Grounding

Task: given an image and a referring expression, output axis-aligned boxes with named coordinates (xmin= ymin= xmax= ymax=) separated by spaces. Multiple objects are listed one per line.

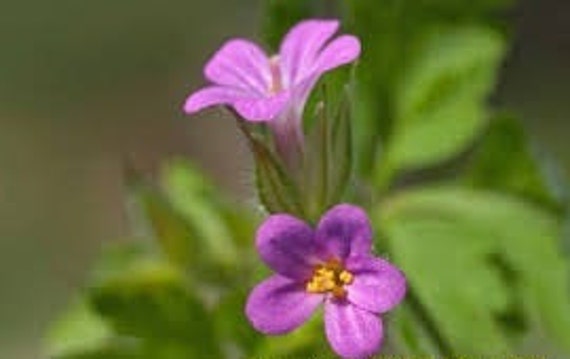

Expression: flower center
xmin=268 ymin=55 xmax=283 ymax=94
xmin=306 ymin=259 xmax=354 ymax=299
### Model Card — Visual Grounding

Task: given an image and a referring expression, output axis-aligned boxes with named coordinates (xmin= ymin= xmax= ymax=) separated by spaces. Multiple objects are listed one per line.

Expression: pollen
xmin=306 ymin=260 xmax=354 ymax=299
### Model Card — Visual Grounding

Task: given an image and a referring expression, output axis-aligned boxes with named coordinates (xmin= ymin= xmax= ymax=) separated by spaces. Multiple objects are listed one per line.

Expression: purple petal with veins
xmin=256 ymin=213 xmax=323 ymax=279
xmin=183 ymin=19 xmax=361 ymax=124
xmin=204 ymin=39 xmax=271 ymax=95
xmin=346 ymin=255 xmax=408 ymax=314
xmin=325 ymin=299 xmax=383 ymax=359
xmin=316 ymin=204 xmax=373 ymax=260
xmin=246 ymin=275 xmax=323 ymax=334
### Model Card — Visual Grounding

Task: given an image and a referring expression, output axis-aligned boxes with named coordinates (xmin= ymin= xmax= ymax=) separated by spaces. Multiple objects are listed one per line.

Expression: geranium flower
xmin=183 ymin=19 xmax=361 ymax=122
xmin=245 ymin=204 xmax=407 ymax=358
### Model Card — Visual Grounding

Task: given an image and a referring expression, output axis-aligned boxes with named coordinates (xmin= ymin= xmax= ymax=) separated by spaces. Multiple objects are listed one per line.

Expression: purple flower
xmin=245 ymin=204 xmax=407 ymax=359
xmin=184 ymin=19 xmax=361 ymax=122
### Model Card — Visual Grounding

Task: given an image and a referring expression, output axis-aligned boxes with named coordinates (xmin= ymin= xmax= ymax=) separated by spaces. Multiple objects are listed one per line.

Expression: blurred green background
xmin=0 ymin=1 xmax=567 ymax=358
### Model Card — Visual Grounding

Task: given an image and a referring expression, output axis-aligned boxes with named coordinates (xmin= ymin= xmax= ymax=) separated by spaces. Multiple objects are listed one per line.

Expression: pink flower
xmin=245 ymin=204 xmax=407 ymax=359
xmin=183 ymin=19 xmax=361 ymax=123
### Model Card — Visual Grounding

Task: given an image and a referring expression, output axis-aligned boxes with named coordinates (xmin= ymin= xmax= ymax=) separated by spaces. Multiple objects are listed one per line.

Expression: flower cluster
xmin=184 ymin=19 xmax=407 ymax=359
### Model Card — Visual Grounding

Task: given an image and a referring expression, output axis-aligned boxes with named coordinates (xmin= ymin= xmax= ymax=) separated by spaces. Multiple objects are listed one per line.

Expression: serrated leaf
xmin=384 ymin=27 xmax=505 ymax=175
xmin=346 ymin=0 xmax=512 ymax=178
xmin=379 ymin=187 xmax=570 ymax=354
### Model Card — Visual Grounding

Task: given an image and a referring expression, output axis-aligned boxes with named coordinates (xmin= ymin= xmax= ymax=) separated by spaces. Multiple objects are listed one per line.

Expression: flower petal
xmin=183 ymin=86 xmax=247 ymax=114
xmin=345 ymin=255 xmax=407 ymax=314
xmin=279 ymin=19 xmax=339 ymax=87
xmin=246 ymin=274 xmax=323 ymax=334
xmin=256 ymin=214 xmax=322 ymax=279
xmin=325 ymin=300 xmax=383 ymax=358
xmin=315 ymin=204 xmax=373 ymax=260
xmin=204 ymin=39 xmax=271 ymax=95
xmin=313 ymin=35 xmax=361 ymax=75
xmin=233 ymin=91 xmax=290 ymax=122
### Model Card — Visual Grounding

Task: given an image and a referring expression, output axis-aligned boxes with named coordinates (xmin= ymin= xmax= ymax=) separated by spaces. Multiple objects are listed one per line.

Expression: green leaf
xmin=135 ymin=185 xmax=200 ymax=269
xmin=89 ymin=254 xmax=220 ymax=358
xmin=326 ymin=86 xmax=354 ymax=207
xmin=262 ymin=0 xmax=316 ymax=50
xmin=465 ymin=113 xmax=567 ymax=211
xmin=51 ymin=339 xmax=142 ymax=359
xmin=384 ymin=26 xmax=505 ymax=176
xmin=214 ymin=286 xmax=263 ymax=357
xmin=302 ymin=85 xmax=354 ymax=221
xmin=52 ymin=338 xmax=200 ymax=359
xmin=45 ymin=298 xmax=112 ymax=358
xmin=239 ymin=124 xmax=305 ymax=217
xmin=253 ymin=312 xmax=329 ymax=358
xmin=346 ymin=0 xmax=513 ymax=178
xmin=160 ymin=159 xmax=238 ymax=266
xmin=379 ymin=187 xmax=570 ymax=354
xmin=390 ymin=304 xmax=444 ymax=356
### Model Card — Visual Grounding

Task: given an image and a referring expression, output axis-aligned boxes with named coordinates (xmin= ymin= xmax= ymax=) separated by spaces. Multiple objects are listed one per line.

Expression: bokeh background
xmin=0 ymin=1 xmax=567 ymax=358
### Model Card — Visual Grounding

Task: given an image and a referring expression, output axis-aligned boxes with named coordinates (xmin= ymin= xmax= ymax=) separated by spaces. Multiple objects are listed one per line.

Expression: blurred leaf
xmin=346 ymin=0 xmax=512 ymax=177
xmin=326 ymin=85 xmax=354 ymax=207
xmin=45 ymin=298 xmax=112 ymax=358
xmin=303 ymin=86 xmax=353 ymax=221
xmin=53 ymin=338 xmax=199 ymax=359
xmin=129 ymin=176 xmax=236 ymax=284
xmin=465 ymin=113 xmax=568 ymax=211
xmin=90 ymin=242 xmax=151 ymax=283
xmin=253 ymin=312 xmax=329 ymax=358
xmin=346 ymin=0 xmax=406 ymax=174
xmin=304 ymin=102 xmax=331 ymax=221
xmin=160 ymin=159 xmax=238 ymax=266
xmin=89 ymin=254 xmax=220 ymax=358
xmin=390 ymin=304 xmax=444 ymax=355
xmin=136 ymin=185 xmax=199 ymax=268
xmin=220 ymin=204 xmax=258 ymax=249
xmin=214 ymin=286 xmax=262 ymax=357
xmin=409 ymin=0 xmax=515 ymax=19
xmin=383 ymin=26 xmax=505 ymax=177
xmin=52 ymin=339 xmax=142 ymax=359
xmin=381 ymin=210 xmax=512 ymax=353
xmin=48 ymin=243 xmax=235 ymax=359
xmin=379 ymin=187 xmax=570 ymax=354
xmin=262 ymin=0 xmax=315 ymax=50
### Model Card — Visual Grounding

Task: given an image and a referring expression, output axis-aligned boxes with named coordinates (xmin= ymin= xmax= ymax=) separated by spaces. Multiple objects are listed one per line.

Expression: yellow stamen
xmin=305 ymin=260 xmax=354 ymax=299
xmin=339 ymin=270 xmax=354 ymax=285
